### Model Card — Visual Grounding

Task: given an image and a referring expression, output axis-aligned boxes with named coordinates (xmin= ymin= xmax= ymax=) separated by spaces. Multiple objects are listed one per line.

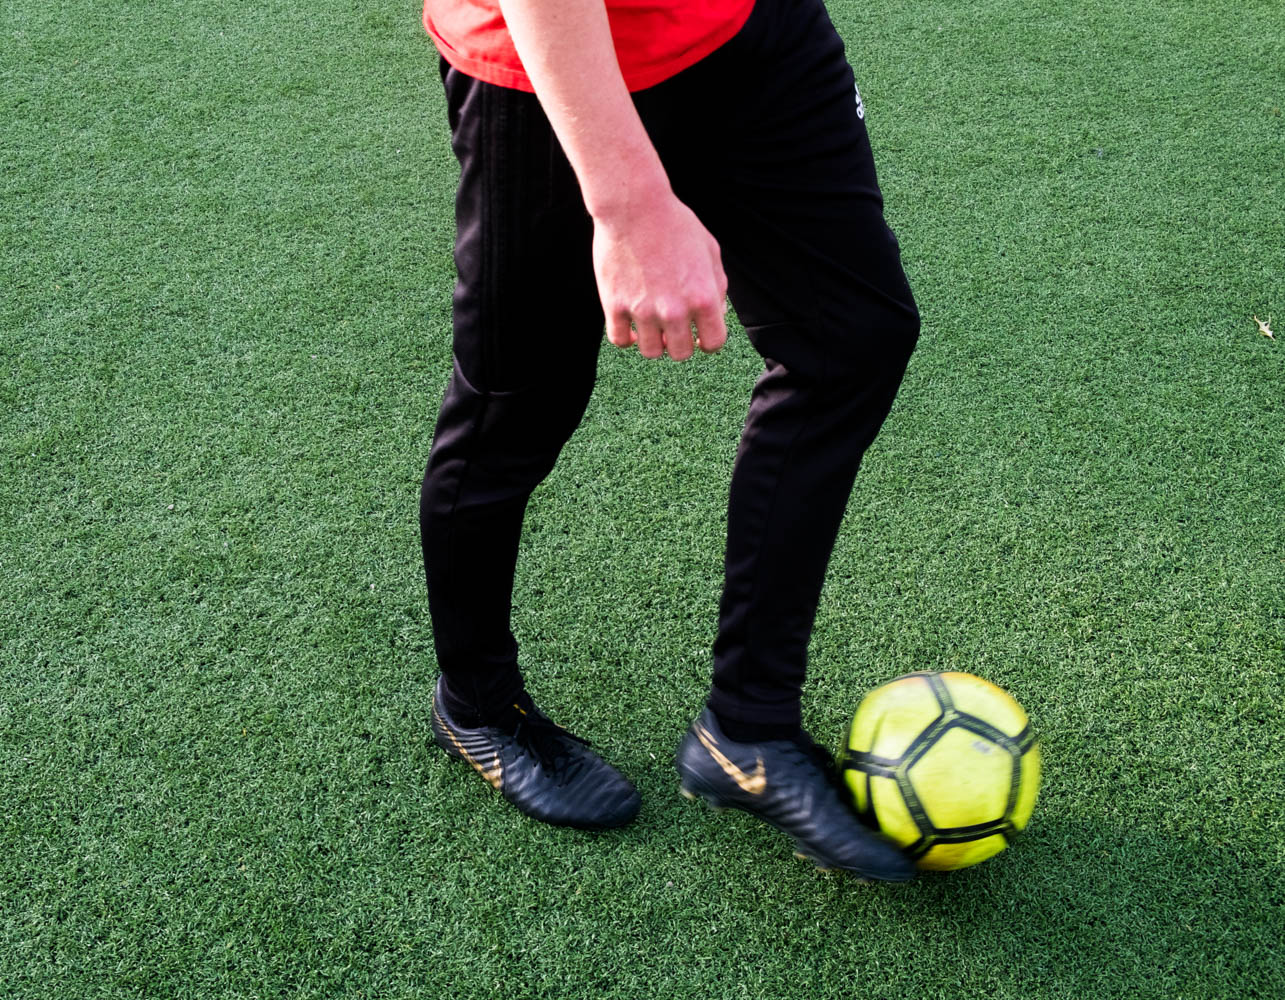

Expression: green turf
xmin=2 ymin=0 xmax=1282 ymax=996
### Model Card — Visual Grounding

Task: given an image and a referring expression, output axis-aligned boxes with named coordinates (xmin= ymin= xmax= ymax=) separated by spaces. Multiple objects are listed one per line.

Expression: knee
xmin=425 ymin=355 xmax=597 ymax=507
xmin=747 ymin=295 xmax=919 ymax=382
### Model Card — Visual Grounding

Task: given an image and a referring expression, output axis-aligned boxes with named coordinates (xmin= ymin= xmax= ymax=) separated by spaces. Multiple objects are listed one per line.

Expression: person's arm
xmin=497 ymin=0 xmax=728 ymax=361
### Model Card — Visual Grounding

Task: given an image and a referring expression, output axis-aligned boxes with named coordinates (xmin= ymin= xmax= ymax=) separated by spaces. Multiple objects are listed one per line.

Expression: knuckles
xmin=609 ymin=285 xmax=725 ymax=335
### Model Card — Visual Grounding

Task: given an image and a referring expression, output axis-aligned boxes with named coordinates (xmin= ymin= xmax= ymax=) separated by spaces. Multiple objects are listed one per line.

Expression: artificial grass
xmin=2 ymin=0 xmax=1282 ymax=997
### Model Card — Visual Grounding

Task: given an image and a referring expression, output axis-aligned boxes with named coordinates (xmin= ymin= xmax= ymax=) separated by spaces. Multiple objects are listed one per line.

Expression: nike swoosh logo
xmin=695 ymin=722 xmax=766 ymax=795
xmin=434 ymin=703 xmax=503 ymax=790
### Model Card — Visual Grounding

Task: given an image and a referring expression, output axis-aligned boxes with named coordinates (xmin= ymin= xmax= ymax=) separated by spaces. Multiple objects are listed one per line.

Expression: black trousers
xmin=420 ymin=0 xmax=920 ymax=728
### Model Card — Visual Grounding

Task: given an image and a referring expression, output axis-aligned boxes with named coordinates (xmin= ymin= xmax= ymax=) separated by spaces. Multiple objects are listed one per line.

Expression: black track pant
xmin=420 ymin=0 xmax=920 ymax=729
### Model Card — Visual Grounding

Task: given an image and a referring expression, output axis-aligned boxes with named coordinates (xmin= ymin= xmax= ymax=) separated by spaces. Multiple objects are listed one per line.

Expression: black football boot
xmin=430 ymin=677 xmax=641 ymax=830
xmin=676 ymin=707 xmax=915 ymax=881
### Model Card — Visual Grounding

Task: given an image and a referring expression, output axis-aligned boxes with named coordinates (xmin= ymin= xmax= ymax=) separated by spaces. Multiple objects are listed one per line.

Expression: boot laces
xmin=794 ymin=731 xmax=848 ymax=796
xmin=512 ymin=710 xmax=592 ymax=783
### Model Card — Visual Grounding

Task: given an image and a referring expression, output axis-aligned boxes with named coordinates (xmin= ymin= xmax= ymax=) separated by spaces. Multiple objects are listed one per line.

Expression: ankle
xmin=439 ymin=676 xmax=533 ymax=728
xmin=711 ymin=708 xmax=802 ymax=744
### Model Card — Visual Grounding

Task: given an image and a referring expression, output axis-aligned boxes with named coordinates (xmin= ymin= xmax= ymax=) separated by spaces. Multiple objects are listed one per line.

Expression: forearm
xmin=497 ymin=0 xmax=670 ymax=219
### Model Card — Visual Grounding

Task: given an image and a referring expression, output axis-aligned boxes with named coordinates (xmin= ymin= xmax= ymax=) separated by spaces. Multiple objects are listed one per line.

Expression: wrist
xmin=583 ymin=162 xmax=672 ymax=224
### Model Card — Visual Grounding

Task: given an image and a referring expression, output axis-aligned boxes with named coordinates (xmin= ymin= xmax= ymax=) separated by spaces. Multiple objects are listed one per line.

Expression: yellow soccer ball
xmin=841 ymin=671 xmax=1041 ymax=871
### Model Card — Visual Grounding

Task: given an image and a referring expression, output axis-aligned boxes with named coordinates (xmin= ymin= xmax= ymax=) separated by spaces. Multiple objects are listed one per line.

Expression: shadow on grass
xmin=890 ymin=817 xmax=1283 ymax=999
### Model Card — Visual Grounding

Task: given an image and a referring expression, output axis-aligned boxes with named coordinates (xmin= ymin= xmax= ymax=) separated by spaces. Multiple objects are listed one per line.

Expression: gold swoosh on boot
xmin=434 ymin=703 xmax=503 ymax=790
xmin=695 ymin=722 xmax=766 ymax=795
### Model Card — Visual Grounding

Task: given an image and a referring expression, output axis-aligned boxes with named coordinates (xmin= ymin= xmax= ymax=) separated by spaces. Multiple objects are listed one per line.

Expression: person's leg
xmin=650 ymin=0 xmax=920 ymax=878
xmin=711 ymin=361 xmax=912 ymax=731
xmin=421 ymin=60 xmax=604 ymax=722
xmin=422 ymin=61 xmax=640 ymax=829
xmin=637 ymin=0 xmax=920 ymax=734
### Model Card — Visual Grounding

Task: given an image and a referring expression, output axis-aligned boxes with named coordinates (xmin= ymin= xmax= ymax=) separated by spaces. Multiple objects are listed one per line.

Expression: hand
xmin=492 ymin=0 xmax=726 ymax=360
xmin=593 ymin=190 xmax=729 ymax=361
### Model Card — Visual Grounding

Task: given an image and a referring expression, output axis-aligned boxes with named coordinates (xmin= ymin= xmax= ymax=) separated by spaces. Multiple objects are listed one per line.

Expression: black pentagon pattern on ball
xmin=840 ymin=672 xmax=1037 ymax=861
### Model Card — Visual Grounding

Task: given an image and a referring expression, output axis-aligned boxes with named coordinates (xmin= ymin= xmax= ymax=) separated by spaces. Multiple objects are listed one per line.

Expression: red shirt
xmin=424 ymin=0 xmax=756 ymax=93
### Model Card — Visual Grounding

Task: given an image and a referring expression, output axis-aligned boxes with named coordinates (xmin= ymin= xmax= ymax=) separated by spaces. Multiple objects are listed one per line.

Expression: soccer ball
xmin=840 ymin=671 xmax=1041 ymax=871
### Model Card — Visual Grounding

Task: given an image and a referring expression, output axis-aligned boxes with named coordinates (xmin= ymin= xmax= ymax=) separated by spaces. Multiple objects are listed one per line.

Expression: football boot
xmin=430 ymin=677 xmax=641 ymax=830
xmin=676 ymin=707 xmax=915 ymax=882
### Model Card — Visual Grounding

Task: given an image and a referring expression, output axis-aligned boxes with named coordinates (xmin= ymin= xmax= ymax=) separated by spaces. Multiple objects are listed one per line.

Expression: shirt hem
xmin=425 ymin=0 xmax=755 ymax=94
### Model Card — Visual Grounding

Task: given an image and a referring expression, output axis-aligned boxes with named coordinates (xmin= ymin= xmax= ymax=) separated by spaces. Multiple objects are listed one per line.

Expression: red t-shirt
xmin=424 ymin=0 xmax=756 ymax=93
